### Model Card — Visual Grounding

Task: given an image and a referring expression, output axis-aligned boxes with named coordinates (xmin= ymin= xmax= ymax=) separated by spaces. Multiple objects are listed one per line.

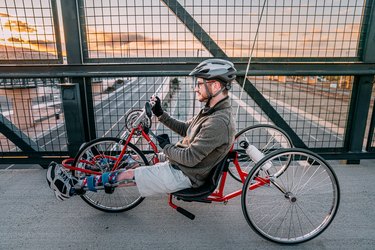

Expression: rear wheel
xmin=73 ymin=137 xmax=148 ymax=213
xmin=229 ymin=124 xmax=293 ymax=182
xmin=241 ymin=148 xmax=340 ymax=244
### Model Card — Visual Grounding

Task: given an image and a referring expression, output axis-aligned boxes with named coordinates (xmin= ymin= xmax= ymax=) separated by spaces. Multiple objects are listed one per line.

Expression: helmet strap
xmin=204 ymin=80 xmax=228 ymax=107
xmin=198 ymin=79 xmax=212 ymax=103
xmin=211 ymin=86 xmax=226 ymax=98
xmin=196 ymin=79 xmax=228 ymax=107
xmin=203 ymin=81 xmax=212 ymax=98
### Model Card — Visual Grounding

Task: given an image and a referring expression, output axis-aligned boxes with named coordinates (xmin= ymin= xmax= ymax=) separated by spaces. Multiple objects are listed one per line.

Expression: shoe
xmin=46 ymin=162 xmax=79 ymax=201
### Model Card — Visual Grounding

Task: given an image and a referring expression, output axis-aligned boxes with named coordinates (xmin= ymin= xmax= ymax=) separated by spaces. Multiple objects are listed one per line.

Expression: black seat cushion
xmin=172 ymin=155 xmax=229 ymax=200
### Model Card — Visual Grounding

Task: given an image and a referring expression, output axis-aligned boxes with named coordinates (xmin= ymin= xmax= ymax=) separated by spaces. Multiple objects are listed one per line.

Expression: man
xmin=46 ymin=59 xmax=237 ymax=200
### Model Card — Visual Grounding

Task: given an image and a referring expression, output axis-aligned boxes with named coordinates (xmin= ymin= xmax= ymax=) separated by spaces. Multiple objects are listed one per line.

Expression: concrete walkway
xmin=1 ymin=160 xmax=375 ymax=250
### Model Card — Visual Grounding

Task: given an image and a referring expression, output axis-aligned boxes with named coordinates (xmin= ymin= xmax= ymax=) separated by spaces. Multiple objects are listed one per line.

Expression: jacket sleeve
xmin=163 ymin=118 xmax=228 ymax=167
xmin=158 ymin=112 xmax=192 ymax=137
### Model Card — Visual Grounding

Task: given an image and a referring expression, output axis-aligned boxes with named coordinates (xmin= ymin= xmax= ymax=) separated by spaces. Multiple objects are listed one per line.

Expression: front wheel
xmin=241 ymin=148 xmax=340 ymax=244
xmin=73 ymin=137 xmax=148 ymax=213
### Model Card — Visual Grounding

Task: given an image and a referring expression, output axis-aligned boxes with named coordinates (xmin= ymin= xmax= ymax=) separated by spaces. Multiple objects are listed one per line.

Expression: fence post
xmin=344 ymin=75 xmax=374 ymax=164
xmin=60 ymin=82 xmax=86 ymax=156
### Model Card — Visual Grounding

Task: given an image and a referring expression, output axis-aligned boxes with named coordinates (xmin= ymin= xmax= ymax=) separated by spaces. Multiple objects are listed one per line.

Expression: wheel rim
xmin=82 ymin=185 xmax=143 ymax=211
xmin=242 ymin=150 xmax=339 ymax=244
xmin=74 ymin=138 xmax=146 ymax=212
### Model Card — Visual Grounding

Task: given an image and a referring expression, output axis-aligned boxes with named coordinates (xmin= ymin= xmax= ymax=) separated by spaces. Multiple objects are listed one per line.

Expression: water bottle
xmin=240 ymin=141 xmax=272 ymax=171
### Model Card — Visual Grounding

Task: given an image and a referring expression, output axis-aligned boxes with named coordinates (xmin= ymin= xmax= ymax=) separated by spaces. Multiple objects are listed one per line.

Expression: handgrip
xmin=144 ymin=101 xmax=152 ymax=118
xmin=176 ymin=207 xmax=195 ymax=220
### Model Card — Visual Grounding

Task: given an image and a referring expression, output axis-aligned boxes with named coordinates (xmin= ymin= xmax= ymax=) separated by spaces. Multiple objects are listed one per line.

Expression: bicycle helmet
xmin=189 ymin=59 xmax=237 ymax=89
xmin=190 ymin=59 xmax=237 ymax=107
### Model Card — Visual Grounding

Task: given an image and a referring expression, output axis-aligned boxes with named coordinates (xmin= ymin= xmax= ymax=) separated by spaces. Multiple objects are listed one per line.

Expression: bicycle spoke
xmin=74 ymin=138 xmax=146 ymax=212
xmin=229 ymin=125 xmax=293 ymax=182
xmin=242 ymin=149 xmax=340 ymax=244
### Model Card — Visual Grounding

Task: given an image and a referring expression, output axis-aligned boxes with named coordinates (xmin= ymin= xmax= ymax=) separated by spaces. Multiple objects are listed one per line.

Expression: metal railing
xmin=0 ymin=0 xmax=375 ymax=166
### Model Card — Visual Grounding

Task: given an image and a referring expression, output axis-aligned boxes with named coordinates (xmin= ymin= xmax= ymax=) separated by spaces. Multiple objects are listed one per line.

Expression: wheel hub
xmin=284 ymin=192 xmax=297 ymax=203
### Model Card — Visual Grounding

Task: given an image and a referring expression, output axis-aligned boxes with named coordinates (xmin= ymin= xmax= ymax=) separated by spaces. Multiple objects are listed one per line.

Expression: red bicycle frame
xmin=62 ymin=124 xmax=159 ymax=174
xmin=168 ymin=146 xmax=271 ymax=214
xmin=61 ymin=117 xmax=271 ymax=217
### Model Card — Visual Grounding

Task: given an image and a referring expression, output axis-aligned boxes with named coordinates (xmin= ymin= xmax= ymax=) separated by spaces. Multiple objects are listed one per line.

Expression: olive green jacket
xmin=159 ymin=97 xmax=235 ymax=187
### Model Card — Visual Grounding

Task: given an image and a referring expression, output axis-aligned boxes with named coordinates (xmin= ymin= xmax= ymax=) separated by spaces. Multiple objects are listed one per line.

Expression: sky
xmin=0 ymin=0 xmax=368 ymax=60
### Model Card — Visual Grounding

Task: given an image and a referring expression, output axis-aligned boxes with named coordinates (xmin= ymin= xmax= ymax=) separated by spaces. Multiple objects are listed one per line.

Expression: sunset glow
xmin=0 ymin=0 xmax=367 ymax=61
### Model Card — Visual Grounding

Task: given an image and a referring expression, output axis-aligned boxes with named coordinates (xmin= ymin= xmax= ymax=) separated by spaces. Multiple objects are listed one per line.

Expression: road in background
xmin=1 ymin=77 xmax=350 ymax=169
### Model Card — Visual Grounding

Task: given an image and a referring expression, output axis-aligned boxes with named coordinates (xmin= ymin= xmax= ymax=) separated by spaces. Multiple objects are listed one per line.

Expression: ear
xmin=213 ymin=81 xmax=222 ymax=90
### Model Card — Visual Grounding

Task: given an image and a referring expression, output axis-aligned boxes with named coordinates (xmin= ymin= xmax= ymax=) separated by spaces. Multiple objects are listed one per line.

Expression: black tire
xmin=229 ymin=124 xmax=293 ymax=182
xmin=73 ymin=137 xmax=148 ymax=213
xmin=241 ymin=148 xmax=340 ymax=244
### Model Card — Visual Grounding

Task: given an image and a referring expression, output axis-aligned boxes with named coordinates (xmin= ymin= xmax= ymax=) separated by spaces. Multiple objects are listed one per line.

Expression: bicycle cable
xmin=235 ymin=0 xmax=268 ymax=120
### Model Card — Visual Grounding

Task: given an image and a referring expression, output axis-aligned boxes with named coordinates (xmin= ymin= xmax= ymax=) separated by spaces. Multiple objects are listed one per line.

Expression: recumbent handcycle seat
xmin=172 ymin=153 xmax=231 ymax=201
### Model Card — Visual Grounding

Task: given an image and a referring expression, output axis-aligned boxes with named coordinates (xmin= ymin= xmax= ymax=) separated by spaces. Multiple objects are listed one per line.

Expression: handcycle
xmin=61 ymin=101 xmax=340 ymax=244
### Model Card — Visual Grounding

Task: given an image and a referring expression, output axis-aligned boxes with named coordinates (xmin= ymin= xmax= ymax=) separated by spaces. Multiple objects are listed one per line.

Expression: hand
xmin=156 ymin=134 xmax=170 ymax=149
xmin=150 ymin=95 xmax=163 ymax=117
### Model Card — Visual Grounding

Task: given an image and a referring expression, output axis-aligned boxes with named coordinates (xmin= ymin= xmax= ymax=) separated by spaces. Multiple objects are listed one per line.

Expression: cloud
xmin=28 ymin=39 xmax=56 ymax=51
xmin=0 ymin=13 xmax=11 ymax=17
xmin=0 ymin=15 xmax=57 ymax=55
xmin=4 ymin=36 xmax=57 ymax=55
xmin=86 ymin=30 xmax=166 ymax=52
xmin=3 ymin=20 xmax=36 ymax=33
xmin=28 ymin=39 xmax=55 ymax=46
xmin=7 ymin=37 xmax=26 ymax=43
xmin=88 ymin=31 xmax=164 ymax=44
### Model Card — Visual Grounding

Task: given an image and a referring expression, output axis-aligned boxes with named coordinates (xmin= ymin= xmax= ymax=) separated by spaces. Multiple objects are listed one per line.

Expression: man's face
xmin=194 ymin=78 xmax=216 ymax=102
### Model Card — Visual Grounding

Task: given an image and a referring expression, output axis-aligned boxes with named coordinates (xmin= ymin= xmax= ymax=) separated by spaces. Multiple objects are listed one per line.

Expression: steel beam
xmin=60 ymin=0 xmax=82 ymax=64
xmin=81 ymin=77 xmax=96 ymax=141
xmin=0 ymin=114 xmax=44 ymax=153
xmin=1 ymin=62 xmax=375 ymax=78
xmin=366 ymin=96 xmax=375 ymax=152
xmin=73 ymin=77 xmax=96 ymax=141
xmin=60 ymin=82 xmax=87 ymax=155
xmin=359 ymin=1 xmax=375 ymax=156
xmin=359 ymin=0 xmax=375 ymax=62
xmin=51 ymin=0 xmax=63 ymax=63
xmin=161 ymin=0 xmax=227 ymax=58
xmin=344 ymin=75 xmax=374 ymax=163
